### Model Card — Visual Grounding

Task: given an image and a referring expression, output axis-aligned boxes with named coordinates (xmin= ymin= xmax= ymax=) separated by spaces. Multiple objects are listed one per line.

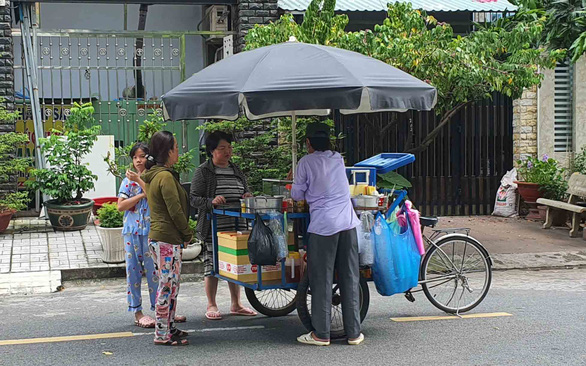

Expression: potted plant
xmin=27 ymin=102 xmax=101 ymax=231
xmin=0 ymin=106 xmax=31 ymax=232
xmin=95 ymin=202 xmax=125 ymax=264
xmin=517 ymin=154 xmax=568 ymax=223
xmin=182 ymin=218 xmax=202 ymax=261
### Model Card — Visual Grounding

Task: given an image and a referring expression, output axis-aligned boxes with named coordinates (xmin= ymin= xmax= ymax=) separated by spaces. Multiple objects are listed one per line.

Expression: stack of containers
xmin=217 ymin=231 xmax=281 ymax=283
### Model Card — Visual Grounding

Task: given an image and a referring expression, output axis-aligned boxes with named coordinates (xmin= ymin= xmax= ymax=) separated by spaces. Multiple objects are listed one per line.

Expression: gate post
xmin=235 ymin=0 xmax=279 ymax=53
xmin=0 ymin=0 xmax=16 ymax=199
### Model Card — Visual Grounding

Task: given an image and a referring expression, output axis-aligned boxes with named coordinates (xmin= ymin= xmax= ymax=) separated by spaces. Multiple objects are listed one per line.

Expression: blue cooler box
xmin=355 ymin=153 xmax=415 ymax=174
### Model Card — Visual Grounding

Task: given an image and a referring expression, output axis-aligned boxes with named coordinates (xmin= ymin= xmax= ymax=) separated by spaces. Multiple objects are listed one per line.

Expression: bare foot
xmin=230 ymin=305 xmax=257 ymax=316
xmin=135 ymin=310 xmax=145 ymax=322
xmin=207 ymin=305 xmax=219 ymax=313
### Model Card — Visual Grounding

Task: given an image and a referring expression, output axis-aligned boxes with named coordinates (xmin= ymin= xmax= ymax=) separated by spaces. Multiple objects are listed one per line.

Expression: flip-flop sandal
xmin=174 ymin=315 xmax=187 ymax=323
xmin=230 ymin=307 xmax=257 ymax=316
xmin=135 ymin=315 xmax=155 ymax=328
xmin=171 ymin=329 xmax=189 ymax=338
xmin=205 ymin=310 xmax=222 ymax=320
xmin=154 ymin=338 xmax=189 ymax=346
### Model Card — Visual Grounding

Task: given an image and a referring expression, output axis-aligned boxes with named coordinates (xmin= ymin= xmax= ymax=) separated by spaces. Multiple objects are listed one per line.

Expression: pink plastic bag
xmin=397 ymin=201 xmax=425 ymax=256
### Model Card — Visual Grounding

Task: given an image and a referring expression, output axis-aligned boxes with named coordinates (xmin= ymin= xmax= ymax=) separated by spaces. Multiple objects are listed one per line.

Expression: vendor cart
xmin=162 ymin=40 xmax=490 ymax=339
xmin=209 ymin=153 xmax=492 ymax=339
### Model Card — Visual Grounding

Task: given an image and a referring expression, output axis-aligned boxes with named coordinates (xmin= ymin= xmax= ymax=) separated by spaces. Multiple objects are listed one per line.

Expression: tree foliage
xmin=197 ymin=117 xmax=336 ymax=193
xmin=105 ymin=111 xmax=195 ymax=179
xmin=245 ymin=0 xmax=564 ymax=152
xmin=513 ymin=0 xmax=586 ymax=63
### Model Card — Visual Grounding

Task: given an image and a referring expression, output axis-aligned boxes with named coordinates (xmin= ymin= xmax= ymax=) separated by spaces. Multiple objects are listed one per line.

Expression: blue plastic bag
xmin=372 ymin=212 xmax=421 ymax=296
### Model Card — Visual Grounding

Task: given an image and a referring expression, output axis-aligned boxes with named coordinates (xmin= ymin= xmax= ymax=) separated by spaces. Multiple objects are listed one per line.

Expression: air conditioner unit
xmin=204 ymin=5 xmax=229 ymax=40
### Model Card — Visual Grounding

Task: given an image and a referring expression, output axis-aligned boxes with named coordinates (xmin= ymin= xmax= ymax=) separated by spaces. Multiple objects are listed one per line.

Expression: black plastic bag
xmin=248 ymin=213 xmax=278 ymax=265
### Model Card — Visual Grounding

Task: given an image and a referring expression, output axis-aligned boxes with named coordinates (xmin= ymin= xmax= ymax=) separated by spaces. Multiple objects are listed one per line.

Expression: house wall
xmin=38 ymin=3 xmax=206 ymax=78
xmin=513 ymin=86 xmax=538 ymax=163
xmin=0 ymin=1 xmax=15 ymax=198
xmin=235 ymin=0 xmax=278 ymax=52
xmin=536 ymin=56 xmax=586 ymax=168
xmin=12 ymin=3 xmax=206 ymax=100
xmin=574 ymin=57 xmax=586 ymax=151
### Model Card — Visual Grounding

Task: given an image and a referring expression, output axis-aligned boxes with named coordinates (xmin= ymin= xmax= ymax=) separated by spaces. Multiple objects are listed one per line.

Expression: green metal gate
xmin=13 ymin=29 xmax=220 ymax=182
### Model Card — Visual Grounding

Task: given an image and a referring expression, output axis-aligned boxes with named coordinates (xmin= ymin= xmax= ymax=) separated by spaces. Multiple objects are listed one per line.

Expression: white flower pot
xmin=96 ymin=226 xmax=125 ymax=264
xmin=182 ymin=242 xmax=202 ymax=261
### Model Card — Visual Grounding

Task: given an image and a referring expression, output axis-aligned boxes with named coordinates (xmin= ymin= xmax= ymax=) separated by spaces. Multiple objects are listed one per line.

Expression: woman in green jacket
xmin=142 ymin=131 xmax=193 ymax=346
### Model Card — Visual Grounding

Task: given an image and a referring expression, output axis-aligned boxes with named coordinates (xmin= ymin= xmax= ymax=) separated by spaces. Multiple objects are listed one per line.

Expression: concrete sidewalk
xmin=0 ymin=215 xmax=584 ymax=295
xmin=435 ymin=215 xmax=586 ymax=270
xmin=0 ymin=218 xmax=202 ymax=295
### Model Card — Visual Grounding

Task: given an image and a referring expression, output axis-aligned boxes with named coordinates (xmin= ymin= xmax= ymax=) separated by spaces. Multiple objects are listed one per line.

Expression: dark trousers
xmin=307 ymin=228 xmax=361 ymax=339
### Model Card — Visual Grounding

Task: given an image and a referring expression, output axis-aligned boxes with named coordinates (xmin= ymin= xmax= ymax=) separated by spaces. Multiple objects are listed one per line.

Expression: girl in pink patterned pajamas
xmin=142 ymin=131 xmax=193 ymax=347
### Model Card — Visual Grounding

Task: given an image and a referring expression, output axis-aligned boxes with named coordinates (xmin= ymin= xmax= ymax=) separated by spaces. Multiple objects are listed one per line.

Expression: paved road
xmin=0 ymin=269 xmax=585 ymax=366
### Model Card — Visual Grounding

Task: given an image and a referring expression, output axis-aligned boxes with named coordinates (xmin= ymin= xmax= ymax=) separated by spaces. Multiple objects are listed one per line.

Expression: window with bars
xmin=554 ymin=62 xmax=574 ymax=152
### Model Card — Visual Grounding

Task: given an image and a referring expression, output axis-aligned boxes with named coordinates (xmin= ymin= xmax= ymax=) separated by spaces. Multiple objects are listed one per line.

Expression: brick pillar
xmin=0 ymin=0 xmax=15 ymax=197
xmin=512 ymin=86 xmax=538 ymax=164
xmin=235 ymin=0 xmax=279 ymax=53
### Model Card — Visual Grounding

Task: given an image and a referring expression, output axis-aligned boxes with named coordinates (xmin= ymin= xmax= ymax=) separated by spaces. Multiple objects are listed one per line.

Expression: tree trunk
xmin=406 ymin=102 xmax=471 ymax=154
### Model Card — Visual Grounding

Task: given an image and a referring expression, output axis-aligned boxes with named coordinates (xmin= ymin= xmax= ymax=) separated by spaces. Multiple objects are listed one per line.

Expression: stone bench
xmin=536 ymin=172 xmax=586 ymax=238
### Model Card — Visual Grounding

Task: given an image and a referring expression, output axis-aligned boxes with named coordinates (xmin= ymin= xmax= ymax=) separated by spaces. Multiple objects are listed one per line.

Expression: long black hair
xmin=145 ymin=131 xmax=175 ymax=169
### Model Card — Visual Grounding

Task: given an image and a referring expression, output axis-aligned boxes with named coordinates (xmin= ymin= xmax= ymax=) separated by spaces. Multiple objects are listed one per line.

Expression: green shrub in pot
xmin=0 ymin=105 xmax=31 ymax=232
xmin=26 ymin=102 xmax=101 ymax=231
xmin=95 ymin=202 xmax=125 ymax=264
xmin=572 ymin=146 xmax=586 ymax=175
xmin=183 ymin=217 xmax=202 ymax=261
xmin=96 ymin=203 xmax=123 ymax=228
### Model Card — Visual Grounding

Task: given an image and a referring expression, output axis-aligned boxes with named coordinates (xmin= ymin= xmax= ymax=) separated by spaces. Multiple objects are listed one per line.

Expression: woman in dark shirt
xmin=190 ymin=131 xmax=257 ymax=320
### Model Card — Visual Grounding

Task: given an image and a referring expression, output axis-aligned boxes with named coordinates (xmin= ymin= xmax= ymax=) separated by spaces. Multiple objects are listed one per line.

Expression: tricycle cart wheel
xmin=244 ymin=288 xmax=297 ymax=317
xmin=296 ymin=271 xmax=370 ymax=339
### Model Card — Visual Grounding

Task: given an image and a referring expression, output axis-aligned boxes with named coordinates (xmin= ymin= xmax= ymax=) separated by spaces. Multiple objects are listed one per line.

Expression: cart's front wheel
xmin=244 ymin=288 xmax=297 ymax=317
xmin=296 ymin=271 xmax=370 ymax=339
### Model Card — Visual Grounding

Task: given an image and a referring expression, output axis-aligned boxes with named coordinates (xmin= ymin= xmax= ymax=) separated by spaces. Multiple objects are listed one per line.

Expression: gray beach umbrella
xmin=162 ymin=40 xmax=437 ymax=175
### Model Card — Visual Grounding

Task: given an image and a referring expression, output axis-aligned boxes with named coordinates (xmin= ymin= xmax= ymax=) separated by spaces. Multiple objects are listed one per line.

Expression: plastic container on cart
xmin=355 ymin=153 xmax=415 ymax=174
xmin=346 ymin=167 xmax=377 ymax=186
xmin=285 ymin=252 xmax=302 ymax=283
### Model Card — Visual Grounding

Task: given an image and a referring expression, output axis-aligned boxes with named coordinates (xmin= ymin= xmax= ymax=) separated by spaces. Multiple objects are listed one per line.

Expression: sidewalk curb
xmin=490 ymin=251 xmax=586 ymax=272
xmin=60 ymin=261 xmax=204 ymax=281
xmin=492 ymin=263 xmax=586 ymax=271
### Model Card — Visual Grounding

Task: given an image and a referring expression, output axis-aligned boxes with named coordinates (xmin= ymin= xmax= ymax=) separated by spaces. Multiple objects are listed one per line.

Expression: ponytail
xmin=146 ymin=131 xmax=175 ymax=170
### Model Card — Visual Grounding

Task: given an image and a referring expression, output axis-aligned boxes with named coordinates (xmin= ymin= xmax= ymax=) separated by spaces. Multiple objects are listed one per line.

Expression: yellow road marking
xmin=0 ymin=332 xmax=135 ymax=346
xmin=390 ymin=312 xmax=513 ymax=322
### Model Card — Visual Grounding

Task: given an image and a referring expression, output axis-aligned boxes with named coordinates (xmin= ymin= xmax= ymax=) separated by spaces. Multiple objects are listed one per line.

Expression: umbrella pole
xmin=291 ymin=111 xmax=297 ymax=179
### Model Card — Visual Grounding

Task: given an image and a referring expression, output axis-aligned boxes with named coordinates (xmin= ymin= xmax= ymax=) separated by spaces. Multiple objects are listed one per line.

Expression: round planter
xmin=45 ymin=199 xmax=94 ymax=231
xmin=95 ymin=225 xmax=125 ymax=264
xmin=182 ymin=242 xmax=202 ymax=261
xmin=92 ymin=197 xmax=119 ymax=216
xmin=514 ymin=181 xmax=541 ymax=203
xmin=0 ymin=210 xmax=15 ymax=233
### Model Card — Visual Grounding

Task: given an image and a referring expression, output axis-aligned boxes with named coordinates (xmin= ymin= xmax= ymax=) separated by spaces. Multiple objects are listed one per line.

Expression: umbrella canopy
xmin=162 ymin=41 xmax=437 ymax=121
